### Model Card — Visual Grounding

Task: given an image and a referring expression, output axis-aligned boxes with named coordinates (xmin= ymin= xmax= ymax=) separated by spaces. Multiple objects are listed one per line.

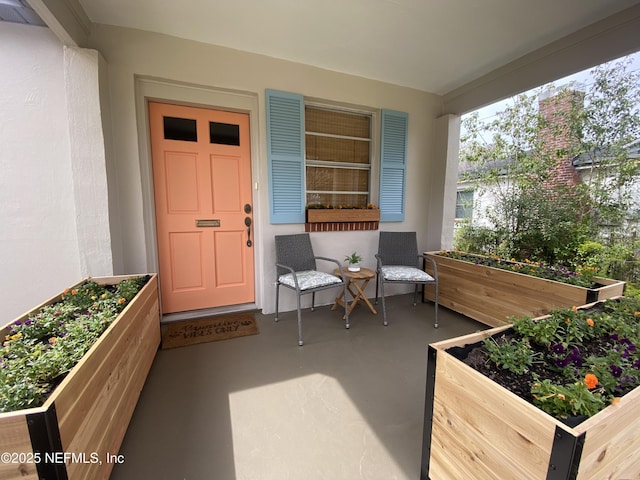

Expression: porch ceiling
xmin=75 ymin=0 xmax=640 ymax=98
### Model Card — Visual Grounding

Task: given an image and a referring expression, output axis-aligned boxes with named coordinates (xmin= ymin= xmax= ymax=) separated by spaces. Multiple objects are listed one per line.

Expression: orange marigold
xmin=585 ymin=373 xmax=598 ymax=390
xmin=586 ymin=318 xmax=594 ymax=327
xmin=118 ymin=298 xmax=126 ymax=304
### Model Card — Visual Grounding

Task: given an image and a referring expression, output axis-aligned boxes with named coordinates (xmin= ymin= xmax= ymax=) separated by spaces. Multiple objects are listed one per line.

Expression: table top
xmin=333 ymin=266 xmax=376 ymax=280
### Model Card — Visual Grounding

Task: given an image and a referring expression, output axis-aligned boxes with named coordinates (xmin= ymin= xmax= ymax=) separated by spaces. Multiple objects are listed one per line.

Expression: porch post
xmin=426 ymin=114 xmax=460 ymax=250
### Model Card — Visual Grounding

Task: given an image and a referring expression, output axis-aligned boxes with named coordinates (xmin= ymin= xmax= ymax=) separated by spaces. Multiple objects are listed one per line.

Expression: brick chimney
xmin=538 ymin=87 xmax=584 ymax=185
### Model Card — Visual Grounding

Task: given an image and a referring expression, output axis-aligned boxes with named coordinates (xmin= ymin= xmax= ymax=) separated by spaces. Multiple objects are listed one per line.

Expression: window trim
xmin=266 ymin=89 xmax=407 ymax=224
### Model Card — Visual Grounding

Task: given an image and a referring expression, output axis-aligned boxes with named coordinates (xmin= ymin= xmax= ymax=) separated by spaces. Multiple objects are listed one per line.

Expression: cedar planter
xmin=422 ymin=303 xmax=640 ymax=480
xmin=423 ymin=251 xmax=625 ymax=327
xmin=0 ymin=274 xmax=160 ymax=480
xmin=306 ymin=208 xmax=380 ymax=223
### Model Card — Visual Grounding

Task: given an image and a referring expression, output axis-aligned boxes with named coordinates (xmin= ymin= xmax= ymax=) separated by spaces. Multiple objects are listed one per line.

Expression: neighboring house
xmin=1 ymin=1 xmax=639 ymax=321
xmin=456 ymin=88 xmax=640 ymax=234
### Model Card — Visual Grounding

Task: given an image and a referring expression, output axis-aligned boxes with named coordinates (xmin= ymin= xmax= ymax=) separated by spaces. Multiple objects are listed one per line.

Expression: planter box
xmin=423 ymin=252 xmax=625 ymax=327
xmin=306 ymin=208 xmax=380 ymax=223
xmin=421 ymin=306 xmax=640 ymax=480
xmin=0 ymin=274 xmax=160 ymax=480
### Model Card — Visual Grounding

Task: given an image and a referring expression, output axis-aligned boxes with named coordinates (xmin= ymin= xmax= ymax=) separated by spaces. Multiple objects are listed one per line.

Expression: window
xmin=456 ymin=190 xmax=474 ymax=219
xmin=305 ymin=106 xmax=371 ymax=208
xmin=266 ymin=89 xmax=407 ymax=224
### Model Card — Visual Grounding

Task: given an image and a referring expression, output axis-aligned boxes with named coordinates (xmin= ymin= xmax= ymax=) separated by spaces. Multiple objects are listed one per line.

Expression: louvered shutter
xmin=379 ymin=110 xmax=408 ymax=222
xmin=266 ymin=89 xmax=305 ymax=224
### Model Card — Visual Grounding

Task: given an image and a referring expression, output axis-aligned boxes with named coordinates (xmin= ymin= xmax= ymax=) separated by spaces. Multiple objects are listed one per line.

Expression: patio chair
xmin=374 ymin=231 xmax=438 ymax=327
xmin=275 ymin=233 xmax=349 ymax=346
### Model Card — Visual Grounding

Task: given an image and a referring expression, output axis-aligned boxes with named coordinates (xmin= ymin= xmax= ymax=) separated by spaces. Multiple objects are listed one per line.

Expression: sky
xmin=462 ymin=51 xmax=640 ymax=130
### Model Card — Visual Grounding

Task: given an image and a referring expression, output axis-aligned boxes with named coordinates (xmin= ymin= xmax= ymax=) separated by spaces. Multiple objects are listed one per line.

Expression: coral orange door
xmin=149 ymin=102 xmax=254 ymax=313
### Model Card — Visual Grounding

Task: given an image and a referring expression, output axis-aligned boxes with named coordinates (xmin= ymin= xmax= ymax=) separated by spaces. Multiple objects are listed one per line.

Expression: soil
xmin=448 ymin=330 xmax=610 ymax=407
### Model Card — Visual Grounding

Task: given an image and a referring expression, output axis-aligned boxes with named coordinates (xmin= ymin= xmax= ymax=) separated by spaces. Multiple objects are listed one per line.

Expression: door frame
xmin=134 ymin=77 xmax=263 ymax=314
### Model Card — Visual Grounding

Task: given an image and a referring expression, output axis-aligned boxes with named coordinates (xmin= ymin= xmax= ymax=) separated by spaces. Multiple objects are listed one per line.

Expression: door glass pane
xmin=163 ymin=116 xmax=197 ymax=142
xmin=210 ymin=122 xmax=240 ymax=146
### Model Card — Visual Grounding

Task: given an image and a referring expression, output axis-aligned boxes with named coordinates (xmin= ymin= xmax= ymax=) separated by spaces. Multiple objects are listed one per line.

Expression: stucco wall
xmin=0 ymin=23 xmax=82 ymax=322
xmin=88 ymin=24 xmax=445 ymax=314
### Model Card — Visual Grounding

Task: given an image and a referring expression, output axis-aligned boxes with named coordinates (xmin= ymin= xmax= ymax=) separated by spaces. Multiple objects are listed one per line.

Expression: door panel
xmin=149 ymin=102 xmax=254 ymax=313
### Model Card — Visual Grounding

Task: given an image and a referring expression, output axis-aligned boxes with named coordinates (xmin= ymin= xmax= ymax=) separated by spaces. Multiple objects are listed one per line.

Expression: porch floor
xmin=110 ymin=294 xmax=486 ymax=480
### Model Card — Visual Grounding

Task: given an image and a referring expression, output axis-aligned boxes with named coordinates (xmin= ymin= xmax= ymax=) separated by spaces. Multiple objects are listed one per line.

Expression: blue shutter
xmin=266 ymin=89 xmax=305 ymax=224
xmin=379 ymin=109 xmax=408 ymax=222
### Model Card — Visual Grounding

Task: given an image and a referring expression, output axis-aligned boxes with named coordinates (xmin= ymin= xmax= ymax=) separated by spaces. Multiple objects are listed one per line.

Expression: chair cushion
xmin=279 ymin=270 xmax=342 ymax=290
xmin=381 ymin=266 xmax=434 ymax=282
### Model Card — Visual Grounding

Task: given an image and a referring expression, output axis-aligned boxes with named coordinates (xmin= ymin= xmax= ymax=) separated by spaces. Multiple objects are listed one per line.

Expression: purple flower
xmin=610 ymin=365 xmax=623 ymax=378
xmin=559 ymin=347 xmax=584 ymax=367
xmin=633 ymin=359 xmax=640 ymax=369
xmin=552 ymin=344 xmax=565 ymax=354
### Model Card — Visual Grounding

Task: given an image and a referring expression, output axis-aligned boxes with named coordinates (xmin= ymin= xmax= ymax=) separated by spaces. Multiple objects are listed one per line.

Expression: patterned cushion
xmin=279 ymin=270 xmax=342 ymax=290
xmin=381 ymin=266 xmax=434 ymax=282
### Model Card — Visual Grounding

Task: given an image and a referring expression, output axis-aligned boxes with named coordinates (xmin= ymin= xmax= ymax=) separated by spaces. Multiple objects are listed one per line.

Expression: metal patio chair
xmin=274 ymin=233 xmax=349 ymax=346
xmin=374 ymin=231 xmax=438 ymax=327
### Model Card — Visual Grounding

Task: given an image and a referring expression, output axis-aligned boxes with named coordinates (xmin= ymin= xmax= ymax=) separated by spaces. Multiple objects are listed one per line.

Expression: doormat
xmin=161 ymin=312 xmax=258 ymax=349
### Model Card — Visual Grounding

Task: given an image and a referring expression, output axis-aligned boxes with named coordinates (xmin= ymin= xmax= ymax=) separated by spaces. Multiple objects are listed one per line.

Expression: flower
xmin=0 ymin=276 xmax=149 ymax=413
xmin=462 ymin=296 xmax=640 ymax=421
xmin=585 ymin=373 xmax=599 ymax=389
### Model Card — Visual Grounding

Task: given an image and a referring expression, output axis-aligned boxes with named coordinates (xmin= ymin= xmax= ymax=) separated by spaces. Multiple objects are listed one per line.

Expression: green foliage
xmin=531 ymin=377 xmax=606 ymax=419
xmin=458 ymin=56 xmax=640 ymax=274
xmin=483 ymin=335 xmax=540 ymax=375
xmin=344 ymin=251 xmax=363 ymax=264
xmin=474 ymin=297 xmax=640 ymax=420
xmin=0 ymin=276 xmax=149 ymax=413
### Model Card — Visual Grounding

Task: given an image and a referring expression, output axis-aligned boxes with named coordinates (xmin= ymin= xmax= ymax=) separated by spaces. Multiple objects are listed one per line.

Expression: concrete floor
xmin=110 ymin=294 xmax=486 ymax=480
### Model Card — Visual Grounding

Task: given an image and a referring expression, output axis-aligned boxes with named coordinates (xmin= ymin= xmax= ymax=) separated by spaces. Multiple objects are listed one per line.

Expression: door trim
xmin=134 ymin=76 xmax=263 ymax=313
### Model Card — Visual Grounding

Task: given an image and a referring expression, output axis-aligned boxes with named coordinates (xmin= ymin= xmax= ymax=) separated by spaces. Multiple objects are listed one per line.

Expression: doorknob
xmin=244 ymin=217 xmax=252 ymax=247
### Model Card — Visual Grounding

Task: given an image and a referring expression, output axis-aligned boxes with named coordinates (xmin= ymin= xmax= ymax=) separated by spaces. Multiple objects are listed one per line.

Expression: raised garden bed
xmin=421 ymin=297 xmax=640 ymax=480
xmin=423 ymin=251 xmax=625 ymax=327
xmin=0 ymin=274 xmax=160 ymax=480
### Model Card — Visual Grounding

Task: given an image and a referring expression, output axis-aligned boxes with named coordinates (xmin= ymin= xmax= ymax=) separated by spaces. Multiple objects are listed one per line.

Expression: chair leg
xmin=311 ymin=292 xmax=315 ymax=312
xmin=275 ymin=283 xmax=280 ymax=322
xmin=434 ymin=282 xmax=439 ymax=329
xmin=380 ymin=281 xmax=388 ymax=326
xmin=413 ymin=285 xmax=418 ymax=306
xmin=375 ymin=274 xmax=379 ymax=305
xmin=297 ymin=294 xmax=304 ymax=346
xmin=343 ymin=282 xmax=350 ymax=330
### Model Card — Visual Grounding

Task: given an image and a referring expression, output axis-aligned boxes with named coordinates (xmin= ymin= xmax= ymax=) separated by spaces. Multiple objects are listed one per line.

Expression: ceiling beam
xmin=443 ymin=3 xmax=640 ymax=115
xmin=25 ymin=0 xmax=90 ymax=46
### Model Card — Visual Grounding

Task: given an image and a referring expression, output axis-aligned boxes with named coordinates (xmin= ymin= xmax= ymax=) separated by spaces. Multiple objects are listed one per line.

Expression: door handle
xmin=244 ymin=217 xmax=252 ymax=247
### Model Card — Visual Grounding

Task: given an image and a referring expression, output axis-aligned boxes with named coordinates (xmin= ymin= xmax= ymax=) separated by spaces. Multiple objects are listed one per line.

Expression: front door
xmin=148 ymin=102 xmax=254 ymax=313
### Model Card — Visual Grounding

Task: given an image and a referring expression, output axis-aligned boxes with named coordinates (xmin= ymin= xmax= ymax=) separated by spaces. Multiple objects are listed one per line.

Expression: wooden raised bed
xmin=423 ymin=251 xmax=625 ymax=327
xmin=422 ymin=304 xmax=640 ymax=480
xmin=0 ymin=274 xmax=160 ymax=480
xmin=306 ymin=208 xmax=380 ymax=223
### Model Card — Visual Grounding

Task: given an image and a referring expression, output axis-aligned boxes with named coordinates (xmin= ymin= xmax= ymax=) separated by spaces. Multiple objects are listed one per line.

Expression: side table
xmin=331 ymin=267 xmax=378 ymax=319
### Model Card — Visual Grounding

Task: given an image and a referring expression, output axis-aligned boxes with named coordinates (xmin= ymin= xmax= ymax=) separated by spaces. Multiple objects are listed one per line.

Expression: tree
xmin=457 ymin=56 xmax=640 ymax=274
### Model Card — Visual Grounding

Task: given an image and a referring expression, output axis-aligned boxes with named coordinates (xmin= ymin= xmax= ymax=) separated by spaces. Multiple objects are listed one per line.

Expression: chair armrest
xmin=275 ymin=263 xmax=302 ymax=290
xmin=374 ymin=253 xmax=384 ymax=272
xmin=419 ymin=254 xmax=438 ymax=278
xmin=314 ymin=256 xmax=345 ymax=278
